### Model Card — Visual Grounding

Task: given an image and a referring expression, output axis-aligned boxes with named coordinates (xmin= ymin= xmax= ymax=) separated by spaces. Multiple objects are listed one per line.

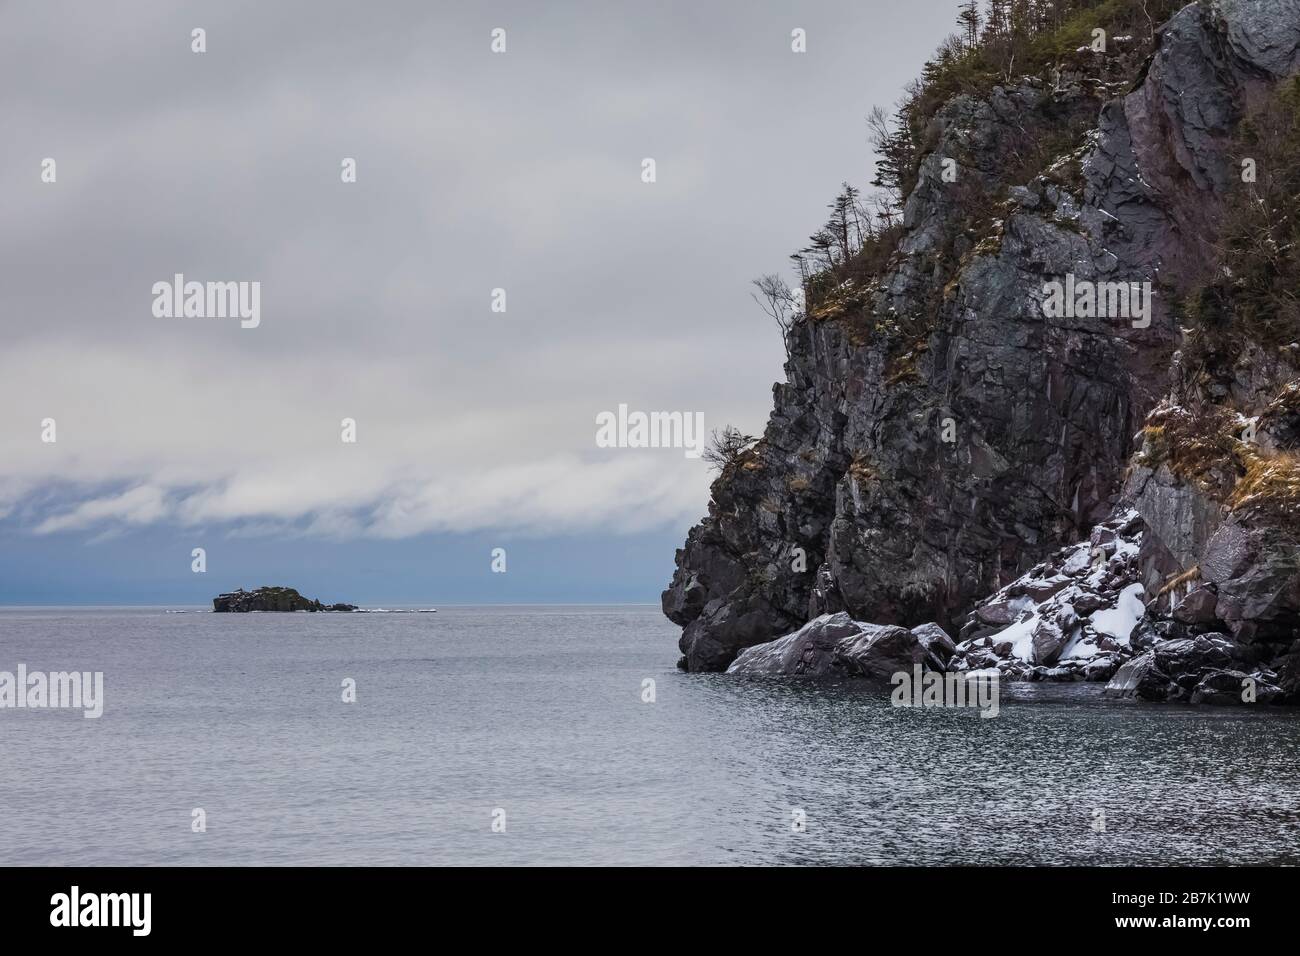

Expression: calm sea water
xmin=1 ymin=604 xmax=1298 ymax=866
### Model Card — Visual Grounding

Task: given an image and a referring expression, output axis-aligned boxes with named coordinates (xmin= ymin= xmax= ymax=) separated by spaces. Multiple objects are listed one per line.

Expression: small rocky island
xmin=213 ymin=586 xmax=357 ymax=613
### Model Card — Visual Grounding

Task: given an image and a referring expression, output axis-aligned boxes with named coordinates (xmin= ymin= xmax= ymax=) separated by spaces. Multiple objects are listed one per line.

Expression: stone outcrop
xmin=949 ymin=509 xmax=1146 ymax=682
xmin=1103 ymin=640 xmax=1284 ymax=704
xmin=728 ymin=500 xmax=1292 ymax=704
xmin=213 ymin=587 xmax=357 ymax=613
xmin=726 ymin=612 xmax=952 ymax=678
xmin=664 ymin=0 xmax=1300 ymax=693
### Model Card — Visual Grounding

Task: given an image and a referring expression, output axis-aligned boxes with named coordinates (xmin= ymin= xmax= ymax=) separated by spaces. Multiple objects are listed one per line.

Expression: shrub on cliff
xmin=795 ymin=0 xmax=1180 ymax=324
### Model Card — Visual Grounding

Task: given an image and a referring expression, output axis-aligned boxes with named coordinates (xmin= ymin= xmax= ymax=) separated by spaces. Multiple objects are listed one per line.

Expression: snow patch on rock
xmin=950 ymin=510 xmax=1147 ymax=682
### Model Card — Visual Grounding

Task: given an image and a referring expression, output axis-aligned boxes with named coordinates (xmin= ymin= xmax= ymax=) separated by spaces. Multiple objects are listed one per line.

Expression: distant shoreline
xmin=0 ymin=602 xmax=663 ymax=610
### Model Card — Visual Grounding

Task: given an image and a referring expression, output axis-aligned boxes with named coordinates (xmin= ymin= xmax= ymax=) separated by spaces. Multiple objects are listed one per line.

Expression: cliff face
xmin=665 ymin=0 xmax=1300 ymax=676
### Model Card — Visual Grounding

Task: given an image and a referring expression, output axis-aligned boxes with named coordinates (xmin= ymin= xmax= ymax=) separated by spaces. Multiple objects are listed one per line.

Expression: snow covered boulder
xmin=1152 ymin=634 xmax=1236 ymax=678
xmin=726 ymin=613 xmax=955 ymax=679
xmin=835 ymin=623 xmax=936 ymax=679
xmin=952 ymin=510 xmax=1149 ymax=680
xmin=911 ymin=622 xmax=958 ymax=670
xmin=726 ymin=612 xmax=864 ymax=676
xmin=1029 ymin=606 xmax=1078 ymax=666
xmin=1103 ymin=651 xmax=1171 ymax=700
xmin=1083 ymin=656 xmax=1123 ymax=682
xmin=1105 ymin=634 xmax=1252 ymax=701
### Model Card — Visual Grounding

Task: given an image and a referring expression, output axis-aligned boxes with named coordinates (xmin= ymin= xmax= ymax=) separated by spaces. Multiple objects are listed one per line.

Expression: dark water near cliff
xmin=1 ymin=604 xmax=1298 ymax=866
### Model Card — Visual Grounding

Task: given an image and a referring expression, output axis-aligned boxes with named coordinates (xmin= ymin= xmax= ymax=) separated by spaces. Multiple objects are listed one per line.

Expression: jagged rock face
xmin=1125 ymin=462 xmax=1223 ymax=569
xmin=667 ymin=1 xmax=1300 ymax=672
xmin=1200 ymin=522 xmax=1300 ymax=640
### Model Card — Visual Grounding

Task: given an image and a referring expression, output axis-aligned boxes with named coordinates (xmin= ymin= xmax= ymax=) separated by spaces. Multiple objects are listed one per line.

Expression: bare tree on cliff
xmin=867 ymin=103 xmax=914 ymax=224
xmin=703 ymin=426 xmax=759 ymax=473
xmin=751 ymin=273 xmax=799 ymax=360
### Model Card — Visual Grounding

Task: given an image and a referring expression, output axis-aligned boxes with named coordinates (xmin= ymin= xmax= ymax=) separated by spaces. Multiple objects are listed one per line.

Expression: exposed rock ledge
xmin=213 ymin=586 xmax=357 ymax=613
xmin=724 ymin=509 xmax=1296 ymax=706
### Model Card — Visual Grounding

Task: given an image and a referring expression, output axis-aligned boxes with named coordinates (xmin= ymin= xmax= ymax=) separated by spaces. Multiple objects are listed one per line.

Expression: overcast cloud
xmin=1 ymin=0 xmax=957 ymax=570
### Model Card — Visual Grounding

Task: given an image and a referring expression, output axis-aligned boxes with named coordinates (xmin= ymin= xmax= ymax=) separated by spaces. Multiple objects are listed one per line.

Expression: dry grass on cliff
xmin=1137 ymin=403 xmax=1245 ymax=499
xmin=1139 ymin=400 xmax=1300 ymax=532
xmin=1261 ymin=381 xmax=1300 ymax=425
xmin=1229 ymin=451 xmax=1300 ymax=530
xmin=1158 ymin=565 xmax=1201 ymax=597
xmin=882 ymin=339 xmax=928 ymax=387
xmin=848 ymin=453 xmax=880 ymax=485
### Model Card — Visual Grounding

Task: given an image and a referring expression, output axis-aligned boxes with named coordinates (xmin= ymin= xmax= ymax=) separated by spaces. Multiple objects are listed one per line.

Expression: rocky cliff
xmin=665 ymin=0 xmax=1300 ymax=701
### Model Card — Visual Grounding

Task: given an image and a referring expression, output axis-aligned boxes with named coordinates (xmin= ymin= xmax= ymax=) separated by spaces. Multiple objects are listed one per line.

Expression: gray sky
xmin=1 ymin=0 xmax=959 ymax=559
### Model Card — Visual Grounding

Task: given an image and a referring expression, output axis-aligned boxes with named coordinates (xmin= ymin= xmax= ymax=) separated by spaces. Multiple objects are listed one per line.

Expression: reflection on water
xmin=1 ymin=605 xmax=1297 ymax=865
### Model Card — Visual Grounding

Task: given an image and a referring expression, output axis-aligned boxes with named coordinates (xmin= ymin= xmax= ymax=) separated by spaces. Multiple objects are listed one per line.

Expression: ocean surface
xmin=1 ymin=604 xmax=1299 ymax=866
